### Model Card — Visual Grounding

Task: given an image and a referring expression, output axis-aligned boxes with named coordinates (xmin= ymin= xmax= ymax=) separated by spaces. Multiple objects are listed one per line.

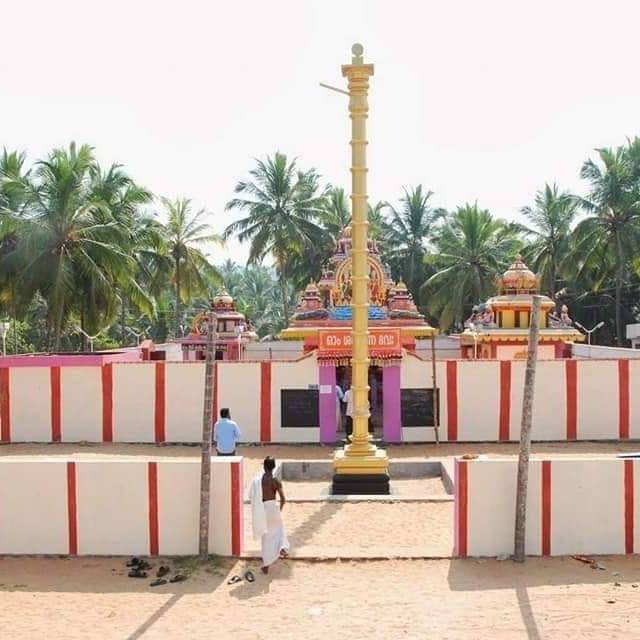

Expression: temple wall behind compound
xmin=0 ymin=356 xmax=637 ymax=444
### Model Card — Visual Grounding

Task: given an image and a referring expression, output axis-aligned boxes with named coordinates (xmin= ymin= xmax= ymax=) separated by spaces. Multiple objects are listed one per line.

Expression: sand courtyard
xmin=1 ymin=441 xmax=640 ymax=638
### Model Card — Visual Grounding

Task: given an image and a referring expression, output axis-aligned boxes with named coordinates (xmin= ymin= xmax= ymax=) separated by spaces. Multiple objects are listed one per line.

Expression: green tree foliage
xmin=422 ymin=204 xmax=520 ymax=330
xmin=0 ymin=143 xmax=221 ymax=351
xmin=383 ymin=185 xmax=445 ymax=303
xmin=224 ymin=152 xmax=326 ymax=324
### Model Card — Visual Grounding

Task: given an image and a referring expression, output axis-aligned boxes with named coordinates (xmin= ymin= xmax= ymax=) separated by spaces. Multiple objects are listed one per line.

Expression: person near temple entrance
xmin=343 ymin=386 xmax=354 ymax=440
xmin=212 ymin=408 xmax=240 ymax=456
xmin=250 ymin=456 xmax=289 ymax=574
xmin=335 ymin=383 xmax=344 ymax=433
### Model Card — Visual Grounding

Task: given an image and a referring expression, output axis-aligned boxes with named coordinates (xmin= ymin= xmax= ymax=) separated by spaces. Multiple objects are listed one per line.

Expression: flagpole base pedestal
xmin=331 ymin=447 xmax=390 ymax=495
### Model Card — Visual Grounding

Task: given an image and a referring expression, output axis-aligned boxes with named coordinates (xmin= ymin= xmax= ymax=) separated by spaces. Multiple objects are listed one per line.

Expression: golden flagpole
xmin=332 ymin=44 xmax=389 ymax=494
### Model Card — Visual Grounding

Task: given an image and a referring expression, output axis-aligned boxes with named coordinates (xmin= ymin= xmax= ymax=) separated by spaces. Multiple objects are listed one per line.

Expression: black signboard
xmin=401 ymin=388 xmax=439 ymax=427
xmin=281 ymin=389 xmax=319 ymax=428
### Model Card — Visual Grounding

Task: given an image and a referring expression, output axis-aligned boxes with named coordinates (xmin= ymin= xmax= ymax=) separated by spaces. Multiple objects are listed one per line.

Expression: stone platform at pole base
xmin=331 ymin=473 xmax=390 ymax=495
xmin=332 ymin=447 xmax=390 ymax=495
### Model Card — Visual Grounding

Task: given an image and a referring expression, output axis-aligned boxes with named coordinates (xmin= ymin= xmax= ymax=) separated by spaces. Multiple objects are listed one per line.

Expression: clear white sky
xmin=3 ymin=0 xmax=640 ymax=265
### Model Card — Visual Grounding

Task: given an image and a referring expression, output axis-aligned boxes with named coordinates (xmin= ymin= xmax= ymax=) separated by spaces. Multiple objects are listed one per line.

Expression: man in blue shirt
xmin=213 ymin=408 xmax=241 ymax=456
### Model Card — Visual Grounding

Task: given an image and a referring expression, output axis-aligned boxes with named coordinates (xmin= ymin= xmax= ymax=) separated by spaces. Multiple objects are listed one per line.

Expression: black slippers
xmin=169 ymin=574 xmax=187 ymax=583
xmin=128 ymin=569 xmax=148 ymax=578
xmin=150 ymin=578 xmax=167 ymax=587
xmin=156 ymin=566 xmax=170 ymax=578
xmin=124 ymin=558 xmax=188 ymax=585
xmin=244 ymin=570 xmax=256 ymax=583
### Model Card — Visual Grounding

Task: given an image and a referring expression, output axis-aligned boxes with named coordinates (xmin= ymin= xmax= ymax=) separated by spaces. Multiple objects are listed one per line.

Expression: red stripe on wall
xmin=457 ymin=460 xmax=468 ymax=557
xmin=101 ymin=364 xmax=113 ymax=442
xmin=66 ymin=462 xmax=78 ymax=555
xmin=260 ymin=362 xmax=272 ymax=443
xmin=446 ymin=361 xmax=458 ymax=441
xmin=565 ymin=360 xmax=577 ymax=440
xmin=148 ymin=462 xmax=159 ymax=555
xmin=619 ymin=360 xmax=630 ymax=440
xmin=624 ymin=460 xmax=634 ymax=554
xmin=154 ymin=362 xmax=166 ymax=443
xmin=231 ymin=462 xmax=241 ymax=556
xmin=499 ymin=360 xmax=511 ymax=441
xmin=0 ymin=368 xmax=10 ymax=442
xmin=51 ymin=366 xmax=61 ymax=442
xmin=542 ymin=460 xmax=552 ymax=556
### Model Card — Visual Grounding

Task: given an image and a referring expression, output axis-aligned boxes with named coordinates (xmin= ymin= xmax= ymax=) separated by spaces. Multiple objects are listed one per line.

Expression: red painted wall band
xmin=66 ymin=462 xmax=78 ymax=555
xmin=565 ymin=360 xmax=577 ymax=440
xmin=542 ymin=460 xmax=552 ymax=556
xmin=498 ymin=360 xmax=511 ymax=441
xmin=457 ymin=460 xmax=468 ymax=557
xmin=624 ymin=460 xmax=634 ymax=554
xmin=148 ymin=462 xmax=159 ymax=555
xmin=101 ymin=364 xmax=113 ymax=442
xmin=446 ymin=361 xmax=458 ymax=441
xmin=0 ymin=368 xmax=10 ymax=442
xmin=51 ymin=366 xmax=61 ymax=442
xmin=231 ymin=462 xmax=241 ymax=556
xmin=619 ymin=360 xmax=630 ymax=440
xmin=154 ymin=362 xmax=166 ymax=443
xmin=260 ymin=362 xmax=272 ymax=443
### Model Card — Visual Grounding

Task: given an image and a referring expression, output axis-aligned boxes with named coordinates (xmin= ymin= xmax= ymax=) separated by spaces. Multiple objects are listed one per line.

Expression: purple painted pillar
xmin=383 ymin=365 xmax=401 ymax=443
xmin=319 ymin=365 xmax=337 ymax=443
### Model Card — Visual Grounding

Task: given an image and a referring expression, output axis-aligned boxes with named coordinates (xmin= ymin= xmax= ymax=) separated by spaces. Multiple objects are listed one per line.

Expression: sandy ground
xmin=283 ymin=476 xmax=449 ymax=500
xmin=1 ymin=556 xmax=639 ymax=639
xmin=243 ymin=502 xmax=453 ymax=558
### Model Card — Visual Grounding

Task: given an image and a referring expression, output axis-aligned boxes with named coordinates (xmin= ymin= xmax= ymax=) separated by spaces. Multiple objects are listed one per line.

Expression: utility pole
xmin=514 ymin=294 xmax=542 ymax=562
xmin=198 ymin=306 xmax=217 ymax=559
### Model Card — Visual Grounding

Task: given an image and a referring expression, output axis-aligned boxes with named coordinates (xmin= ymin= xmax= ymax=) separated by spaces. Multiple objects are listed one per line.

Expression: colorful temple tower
xmin=279 ymin=225 xmax=436 ymax=365
xmin=459 ymin=257 xmax=583 ymax=359
xmin=178 ymin=289 xmax=258 ymax=361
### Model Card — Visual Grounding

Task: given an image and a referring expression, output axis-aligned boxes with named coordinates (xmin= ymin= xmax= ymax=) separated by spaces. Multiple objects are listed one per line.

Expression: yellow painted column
xmin=334 ymin=44 xmax=388 ymax=477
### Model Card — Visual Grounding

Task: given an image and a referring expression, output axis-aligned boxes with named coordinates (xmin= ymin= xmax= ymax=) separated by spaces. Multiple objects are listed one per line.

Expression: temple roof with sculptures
xmin=279 ymin=225 xmax=435 ymax=342
xmin=460 ymin=256 xmax=584 ymax=344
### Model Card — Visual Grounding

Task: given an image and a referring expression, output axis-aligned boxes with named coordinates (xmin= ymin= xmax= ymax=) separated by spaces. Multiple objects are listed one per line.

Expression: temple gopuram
xmin=459 ymin=257 xmax=583 ymax=359
xmin=280 ymin=225 xmax=436 ymax=366
xmin=177 ymin=289 xmax=258 ymax=361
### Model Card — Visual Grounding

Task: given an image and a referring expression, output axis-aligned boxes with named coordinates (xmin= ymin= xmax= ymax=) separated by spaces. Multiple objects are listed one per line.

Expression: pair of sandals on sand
xmin=126 ymin=558 xmax=187 ymax=586
xmin=227 ymin=570 xmax=256 ymax=585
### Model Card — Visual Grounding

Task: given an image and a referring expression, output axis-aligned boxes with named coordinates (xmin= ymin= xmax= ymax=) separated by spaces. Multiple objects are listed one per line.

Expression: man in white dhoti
xmin=250 ymin=456 xmax=289 ymax=574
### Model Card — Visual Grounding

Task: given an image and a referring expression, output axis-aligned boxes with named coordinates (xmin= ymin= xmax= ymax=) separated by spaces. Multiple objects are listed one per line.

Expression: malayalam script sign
xmin=318 ymin=328 xmax=401 ymax=353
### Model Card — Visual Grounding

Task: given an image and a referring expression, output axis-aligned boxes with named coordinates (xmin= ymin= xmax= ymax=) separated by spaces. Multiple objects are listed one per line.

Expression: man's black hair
xmin=220 ymin=408 xmax=230 ymax=419
xmin=263 ymin=456 xmax=276 ymax=472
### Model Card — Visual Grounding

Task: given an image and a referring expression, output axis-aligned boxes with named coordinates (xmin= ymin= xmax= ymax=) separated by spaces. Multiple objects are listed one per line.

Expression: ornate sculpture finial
xmin=351 ymin=43 xmax=364 ymax=64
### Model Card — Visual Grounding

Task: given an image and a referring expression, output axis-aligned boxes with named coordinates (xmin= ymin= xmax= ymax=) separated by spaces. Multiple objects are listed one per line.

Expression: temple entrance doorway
xmin=336 ymin=365 xmax=383 ymax=438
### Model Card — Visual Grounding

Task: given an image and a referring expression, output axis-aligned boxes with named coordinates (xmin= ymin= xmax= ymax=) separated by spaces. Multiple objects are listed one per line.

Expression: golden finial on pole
xmin=332 ymin=44 xmax=390 ymax=494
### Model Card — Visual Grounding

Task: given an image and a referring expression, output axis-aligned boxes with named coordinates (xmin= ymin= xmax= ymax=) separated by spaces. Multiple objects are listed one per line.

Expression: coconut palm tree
xmin=572 ymin=143 xmax=640 ymax=345
xmin=384 ymin=185 xmax=445 ymax=302
xmin=8 ymin=143 xmax=136 ymax=349
xmin=224 ymin=152 xmax=325 ymax=324
xmin=88 ymin=163 xmax=155 ymax=343
xmin=158 ymin=197 xmax=222 ymax=336
xmin=0 ymin=150 xmax=31 ymax=317
xmin=520 ymin=183 xmax=578 ymax=298
xmin=320 ymin=186 xmax=350 ymax=237
xmin=422 ymin=203 xmax=520 ymax=330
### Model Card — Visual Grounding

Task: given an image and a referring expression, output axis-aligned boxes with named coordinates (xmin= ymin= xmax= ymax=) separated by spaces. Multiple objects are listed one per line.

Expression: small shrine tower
xmin=459 ymin=257 xmax=583 ymax=359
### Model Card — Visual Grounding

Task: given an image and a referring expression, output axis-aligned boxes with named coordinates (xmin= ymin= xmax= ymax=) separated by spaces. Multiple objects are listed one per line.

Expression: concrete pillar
xmin=382 ymin=365 xmax=401 ymax=442
xmin=319 ymin=364 xmax=337 ymax=443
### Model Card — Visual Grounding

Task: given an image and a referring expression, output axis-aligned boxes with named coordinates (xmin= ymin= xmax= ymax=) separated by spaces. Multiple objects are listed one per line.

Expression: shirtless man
xmin=258 ymin=457 xmax=289 ymax=573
